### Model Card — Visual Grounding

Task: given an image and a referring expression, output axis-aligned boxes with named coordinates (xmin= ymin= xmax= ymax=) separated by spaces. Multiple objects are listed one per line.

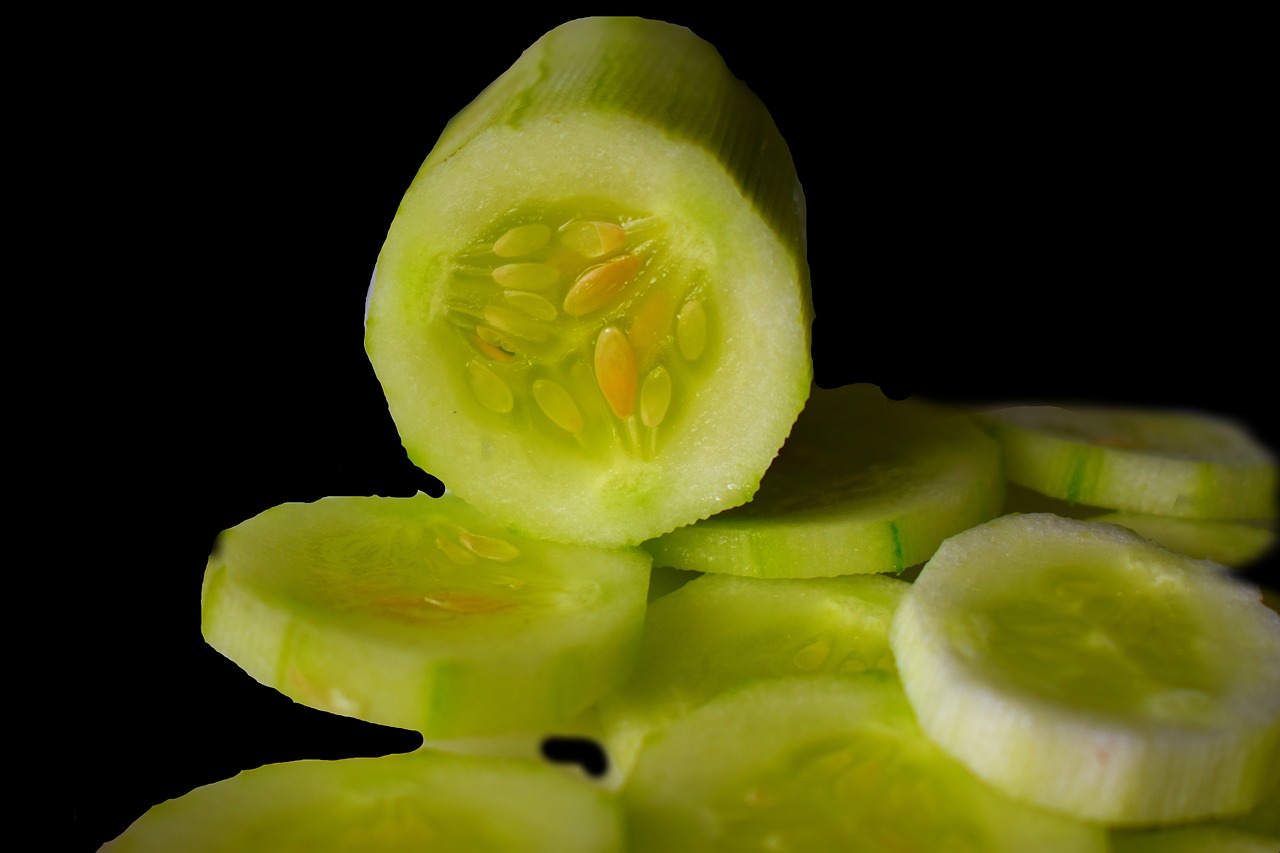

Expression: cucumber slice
xmin=643 ymin=383 xmax=1004 ymax=576
xmin=597 ymin=572 xmax=907 ymax=780
xmin=365 ymin=17 xmax=812 ymax=547
xmin=977 ymin=404 xmax=1277 ymax=520
xmin=889 ymin=513 xmax=1280 ymax=825
xmin=103 ymin=749 xmax=624 ymax=852
xmin=622 ymin=674 xmax=1108 ymax=853
xmin=1088 ymin=511 xmax=1276 ymax=568
xmin=201 ymin=493 xmax=650 ymax=737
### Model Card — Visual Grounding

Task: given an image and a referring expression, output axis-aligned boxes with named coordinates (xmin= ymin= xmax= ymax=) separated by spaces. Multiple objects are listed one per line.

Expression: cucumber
xmin=597 ymin=572 xmax=908 ymax=780
xmin=201 ymin=493 xmax=650 ymax=737
xmin=621 ymin=674 xmax=1108 ymax=853
xmin=976 ymin=404 xmax=1277 ymax=520
xmin=889 ymin=512 xmax=1280 ymax=825
xmin=365 ymin=16 xmax=812 ymax=547
xmin=643 ymin=383 xmax=1004 ymax=576
xmin=1088 ymin=511 xmax=1275 ymax=568
xmin=102 ymin=749 xmax=624 ymax=852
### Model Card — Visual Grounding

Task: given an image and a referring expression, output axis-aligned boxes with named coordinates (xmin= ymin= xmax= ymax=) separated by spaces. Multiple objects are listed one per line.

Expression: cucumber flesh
xmin=977 ymin=404 xmax=1277 ymax=520
xmin=201 ymin=493 xmax=650 ymax=737
xmin=622 ymin=674 xmax=1108 ymax=853
xmin=889 ymin=513 xmax=1280 ymax=824
xmin=102 ymin=749 xmax=624 ymax=852
xmin=365 ymin=16 xmax=812 ymax=547
xmin=1088 ymin=511 xmax=1275 ymax=568
xmin=597 ymin=572 xmax=908 ymax=780
xmin=644 ymin=383 xmax=1004 ymax=576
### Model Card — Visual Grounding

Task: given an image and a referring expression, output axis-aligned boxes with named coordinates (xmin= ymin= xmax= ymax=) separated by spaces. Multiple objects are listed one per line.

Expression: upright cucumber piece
xmin=644 ymin=384 xmax=1004 ymax=576
xmin=365 ymin=17 xmax=812 ymax=547
xmin=201 ymin=493 xmax=650 ymax=737
xmin=622 ymin=674 xmax=1107 ymax=853
xmin=889 ymin=513 xmax=1280 ymax=825
xmin=103 ymin=750 xmax=624 ymax=852
xmin=977 ymin=404 xmax=1277 ymax=520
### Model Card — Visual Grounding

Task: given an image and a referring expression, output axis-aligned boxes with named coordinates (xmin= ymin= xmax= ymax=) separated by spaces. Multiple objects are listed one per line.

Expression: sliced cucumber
xmin=201 ymin=493 xmax=650 ymax=737
xmin=597 ymin=572 xmax=907 ymax=780
xmin=103 ymin=749 xmax=624 ymax=852
xmin=365 ymin=16 xmax=812 ymax=547
xmin=977 ymin=404 xmax=1277 ymax=520
xmin=889 ymin=512 xmax=1280 ymax=825
xmin=622 ymin=674 xmax=1108 ymax=853
xmin=643 ymin=383 xmax=1004 ymax=576
xmin=1089 ymin=511 xmax=1275 ymax=568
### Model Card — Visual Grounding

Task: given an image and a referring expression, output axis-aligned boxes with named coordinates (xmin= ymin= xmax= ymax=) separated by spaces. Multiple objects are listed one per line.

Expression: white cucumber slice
xmin=365 ymin=17 xmax=812 ymax=547
xmin=644 ymin=383 xmax=1004 ymax=577
xmin=596 ymin=572 xmax=907 ymax=781
xmin=622 ymin=673 xmax=1108 ymax=853
xmin=977 ymin=404 xmax=1277 ymax=520
xmin=889 ymin=512 xmax=1280 ymax=825
xmin=1089 ymin=511 xmax=1275 ymax=568
xmin=201 ymin=493 xmax=650 ymax=737
xmin=103 ymin=749 xmax=624 ymax=852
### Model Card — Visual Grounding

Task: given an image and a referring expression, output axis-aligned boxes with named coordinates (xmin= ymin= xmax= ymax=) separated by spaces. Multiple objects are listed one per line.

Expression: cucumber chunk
xmin=201 ymin=493 xmax=650 ymax=737
xmin=597 ymin=572 xmax=907 ymax=780
xmin=103 ymin=749 xmax=624 ymax=852
xmin=977 ymin=404 xmax=1277 ymax=520
xmin=622 ymin=674 xmax=1108 ymax=853
xmin=644 ymin=384 xmax=1004 ymax=576
xmin=889 ymin=513 xmax=1280 ymax=825
xmin=365 ymin=16 xmax=812 ymax=547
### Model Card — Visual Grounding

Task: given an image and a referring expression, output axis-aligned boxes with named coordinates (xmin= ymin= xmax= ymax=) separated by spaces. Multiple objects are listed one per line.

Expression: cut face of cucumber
xmin=201 ymin=493 xmax=650 ymax=737
xmin=622 ymin=674 xmax=1108 ymax=853
xmin=102 ymin=749 xmax=625 ymax=852
xmin=889 ymin=513 xmax=1280 ymax=825
xmin=977 ymin=404 xmax=1278 ymax=520
xmin=644 ymin=384 xmax=1004 ymax=576
xmin=365 ymin=17 xmax=812 ymax=547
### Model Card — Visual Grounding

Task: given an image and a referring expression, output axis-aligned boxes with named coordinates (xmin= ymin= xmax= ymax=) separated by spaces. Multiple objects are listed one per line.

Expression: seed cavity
xmin=492 ymin=262 xmax=559 ymax=291
xmin=503 ymin=290 xmax=557 ymax=321
xmin=792 ymin=639 xmax=832 ymax=672
xmin=484 ymin=305 xmax=549 ymax=342
xmin=534 ymin=379 xmax=585 ymax=434
xmin=492 ymin=223 xmax=551 ymax=258
xmin=640 ymin=366 xmax=672 ymax=428
xmin=470 ymin=331 xmax=513 ymax=362
xmin=559 ymin=220 xmax=626 ymax=258
xmin=458 ymin=533 xmax=521 ymax=562
xmin=676 ymin=298 xmax=707 ymax=361
xmin=563 ymin=254 xmax=641 ymax=316
xmin=467 ymin=360 xmax=513 ymax=413
xmin=594 ymin=326 xmax=637 ymax=419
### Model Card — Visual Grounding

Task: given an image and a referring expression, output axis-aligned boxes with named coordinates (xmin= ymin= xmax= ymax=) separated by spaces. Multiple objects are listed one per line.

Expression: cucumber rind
xmin=103 ymin=749 xmax=625 ymax=852
xmin=889 ymin=513 xmax=1280 ymax=825
xmin=201 ymin=493 xmax=651 ymax=737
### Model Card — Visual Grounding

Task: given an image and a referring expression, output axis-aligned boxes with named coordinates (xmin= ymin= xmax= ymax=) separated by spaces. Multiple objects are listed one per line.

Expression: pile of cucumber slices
xmin=103 ymin=16 xmax=1278 ymax=853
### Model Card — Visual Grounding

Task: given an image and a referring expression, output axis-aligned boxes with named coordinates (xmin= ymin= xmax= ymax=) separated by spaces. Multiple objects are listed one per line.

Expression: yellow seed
xmin=503 ymin=290 xmax=557 ymax=321
xmin=640 ymin=366 xmax=671 ymax=428
xmin=492 ymin=262 xmax=559 ymax=291
xmin=419 ymin=591 xmax=515 ymax=613
xmin=563 ymin=254 xmax=641 ymax=316
xmin=792 ymin=639 xmax=831 ymax=672
xmin=458 ymin=533 xmax=521 ymax=562
xmin=470 ymin=330 xmax=512 ymax=362
xmin=594 ymin=327 xmax=637 ymax=419
xmin=483 ymin=305 xmax=549 ymax=342
xmin=533 ymin=379 xmax=584 ymax=433
xmin=492 ymin=223 xmax=551 ymax=258
xmin=467 ymin=360 xmax=513 ymax=413
xmin=559 ymin=220 xmax=627 ymax=258
xmin=676 ymin=298 xmax=706 ymax=361
xmin=626 ymin=291 xmax=675 ymax=368
xmin=436 ymin=536 xmax=477 ymax=564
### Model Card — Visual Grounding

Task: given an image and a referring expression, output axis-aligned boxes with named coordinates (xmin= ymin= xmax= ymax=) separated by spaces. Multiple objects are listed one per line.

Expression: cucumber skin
xmin=365 ymin=17 xmax=813 ymax=547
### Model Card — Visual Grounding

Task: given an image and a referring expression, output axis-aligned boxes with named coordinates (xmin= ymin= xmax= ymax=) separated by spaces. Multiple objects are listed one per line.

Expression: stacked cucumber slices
xmin=104 ymin=15 xmax=1280 ymax=853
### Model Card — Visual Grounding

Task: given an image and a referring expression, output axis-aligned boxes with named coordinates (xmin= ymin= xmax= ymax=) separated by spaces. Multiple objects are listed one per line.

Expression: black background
xmin=75 ymin=10 xmax=1275 ymax=849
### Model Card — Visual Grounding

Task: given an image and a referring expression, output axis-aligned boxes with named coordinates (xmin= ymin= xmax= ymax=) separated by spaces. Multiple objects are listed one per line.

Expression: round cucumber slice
xmin=622 ymin=674 xmax=1108 ymax=853
xmin=597 ymin=572 xmax=907 ymax=780
xmin=643 ymin=383 xmax=1004 ymax=576
xmin=977 ymin=404 xmax=1277 ymax=520
xmin=1088 ymin=511 xmax=1275 ymax=568
xmin=889 ymin=513 xmax=1280 ymax=825
xmin=103 ymin=749 xmax=624 ymax=852
xmin=365 ymin=17 xmax=812 ymax=547
xmin=201 ymin=493 xmax=650 ymax=737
